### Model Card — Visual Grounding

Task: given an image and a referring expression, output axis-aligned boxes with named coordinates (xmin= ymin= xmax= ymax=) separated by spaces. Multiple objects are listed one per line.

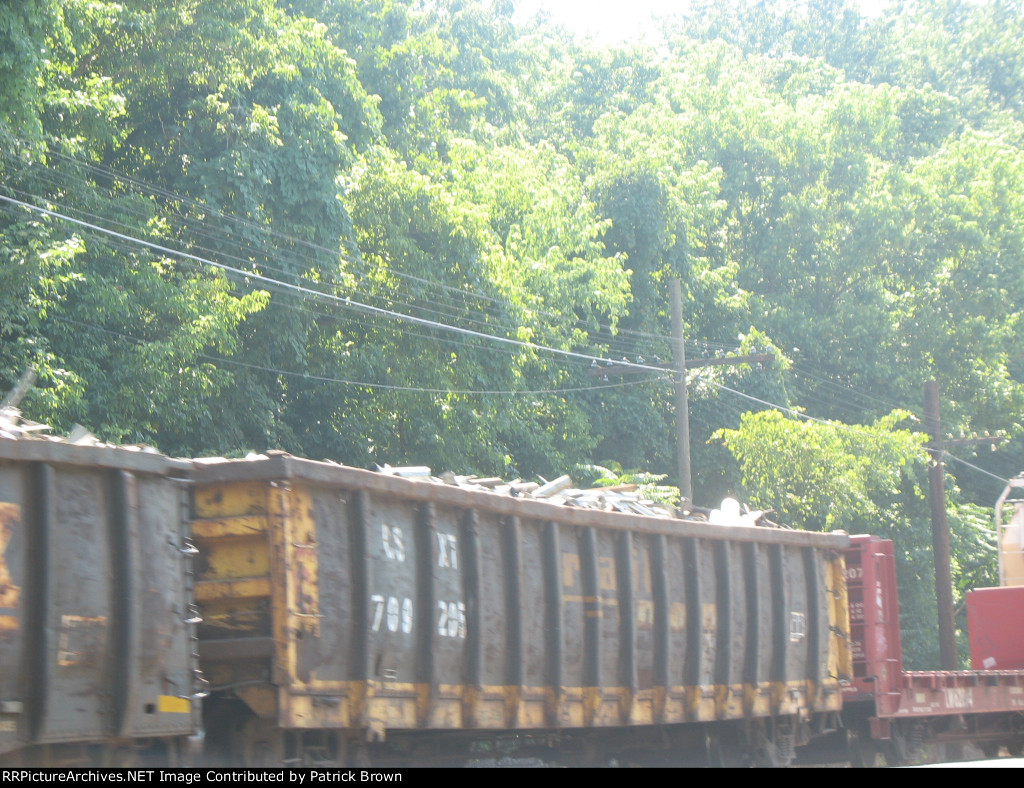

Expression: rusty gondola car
xmin=189 ymin=453 xmax=852 ymax=767
xmin=0 ymin=438 xmax=200 ymax=766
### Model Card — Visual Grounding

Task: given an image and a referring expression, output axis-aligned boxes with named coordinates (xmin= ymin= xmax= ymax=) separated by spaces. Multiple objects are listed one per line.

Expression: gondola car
xmin=188 ymin=453 xmax=851 ymax=767
xmin=0 ymin=437 xmax=200 ymax=766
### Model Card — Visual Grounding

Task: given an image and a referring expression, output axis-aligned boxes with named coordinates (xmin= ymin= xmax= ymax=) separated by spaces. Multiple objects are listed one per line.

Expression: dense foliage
xmin=3 ymin=0 xmax=1023 ymax=666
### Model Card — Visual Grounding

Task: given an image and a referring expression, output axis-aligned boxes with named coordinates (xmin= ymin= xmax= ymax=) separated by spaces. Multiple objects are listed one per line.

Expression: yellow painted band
xmin=157 ymin=695 xmax=193 ymax=714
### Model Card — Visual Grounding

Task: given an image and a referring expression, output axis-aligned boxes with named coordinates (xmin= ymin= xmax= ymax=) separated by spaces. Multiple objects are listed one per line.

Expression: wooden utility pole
xmin=670 ymin=279 xmax=693 ymax=503
xmin=925 ymin=381 xmax=958 ymax=671
xmin=924 ymin=380 xmax=1005 ymax=670
xmin=589 ymin=281 xmax=773 ymax=504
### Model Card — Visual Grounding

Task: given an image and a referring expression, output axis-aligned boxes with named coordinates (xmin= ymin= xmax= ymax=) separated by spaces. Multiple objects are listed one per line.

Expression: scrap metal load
xmin=374 ymin=463 xmax=775 ymax=526
xmin=374 ymin=463 xmax=683 ymax=517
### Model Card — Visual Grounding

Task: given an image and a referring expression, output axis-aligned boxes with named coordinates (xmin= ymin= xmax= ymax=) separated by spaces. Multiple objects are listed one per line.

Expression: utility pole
xmin=670 ymin=279 xmax=693 ymax=503
xmin=924 ymin=380 xmax=1004 ymax=670
xmin=589 ymin=281 xmax=773 ymax=504
xmin=925 ymin=381 xmax=958 ymax=671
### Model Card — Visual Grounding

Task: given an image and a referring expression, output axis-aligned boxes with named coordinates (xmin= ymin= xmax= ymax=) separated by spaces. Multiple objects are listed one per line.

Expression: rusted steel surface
xmin=191 ymin=454 xmax=851 ymax=735
xmin=0 ymin=438 xmax=197 ymax=756
xmin=0 ymin=436 xmax=192 ymax=474
xmin=886 ymin=671 xmax=1024 ymax=717
xmin=844 ymin=534 xmax=901 ymax=702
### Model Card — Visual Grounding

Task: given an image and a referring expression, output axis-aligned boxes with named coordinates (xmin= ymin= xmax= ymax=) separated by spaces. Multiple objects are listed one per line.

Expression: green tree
xmin=716 ymin=408 xmax=998 ymax=667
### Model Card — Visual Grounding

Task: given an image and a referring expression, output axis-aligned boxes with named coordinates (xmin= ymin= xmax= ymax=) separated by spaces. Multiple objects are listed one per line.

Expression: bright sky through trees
xmin=513 ymin=0 xmax=893 ymax=44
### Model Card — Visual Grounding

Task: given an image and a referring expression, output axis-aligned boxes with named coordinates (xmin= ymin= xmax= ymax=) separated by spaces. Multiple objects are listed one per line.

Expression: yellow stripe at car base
xmin=157 ymin=695 xmax=193 ymax=714
xmin=274 ymin=679 xmax=841 ymax=731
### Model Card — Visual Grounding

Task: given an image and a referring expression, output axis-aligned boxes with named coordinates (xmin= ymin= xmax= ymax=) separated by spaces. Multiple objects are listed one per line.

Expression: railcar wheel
xmin=750 ymin=718 xmax=796 ymax=768
xmin=883 ymin=722 xmax=925 ymax=766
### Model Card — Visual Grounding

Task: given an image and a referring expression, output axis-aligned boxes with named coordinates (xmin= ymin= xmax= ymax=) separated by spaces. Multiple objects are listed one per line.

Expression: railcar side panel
xmin=518 ymin=519 xmax=549 ymax=725
xmin=475 ymin=511 xmax=514 ymax=727
xmin=303 ymin=484 xmax=352 ymax=685
xmin=632 ymin=535 xmax=655 ymax=695
xmin=0 ymin=441 xmax=197 ymax=761
xmin=190 ymin=454 xmax=850 ymax=752
xmin=748 ymin=542 xmax=774 ymax=717
xmin=0 ymin=460 xmax=30 ymax=755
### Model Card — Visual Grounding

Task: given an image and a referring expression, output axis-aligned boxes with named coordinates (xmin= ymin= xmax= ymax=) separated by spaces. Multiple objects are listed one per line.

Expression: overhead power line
xmin=0 ymin=147 xmax=739 ymax=362
xmin=942 ymin=451 xmax=1012 ymax=485
xmin=197 ymin=352 xmax=660 ymax=396
xmin=0 ymin=192 xmax=673 ymax=376
xmin=48 ymin=313 xmax=661 ymax=398
xmin=2 ymin=188 xmax=1011 ymax=489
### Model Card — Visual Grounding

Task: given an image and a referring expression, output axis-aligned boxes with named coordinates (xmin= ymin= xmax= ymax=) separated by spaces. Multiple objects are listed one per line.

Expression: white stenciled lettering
xmin=436 ymin=532 xmax=458 ymax=569
xmin=386 ymin=596 xmax=399 ymax=632
xmin=943 ymin=687 xmax=972 ymax=709
xmin=789 ymin=611 xmax=806 ymax=642
xmin=370 ymin=594 xmax=413 ymax=633
xmin=380 ymin=524 xmax=406 ymax=562
xmin=437 ymin=599 xmax=467 ymax=638
xmin=370 ymin=594 xmax=385 ymax=631
xmin=392 ymin=527 xmax=405 ymax=562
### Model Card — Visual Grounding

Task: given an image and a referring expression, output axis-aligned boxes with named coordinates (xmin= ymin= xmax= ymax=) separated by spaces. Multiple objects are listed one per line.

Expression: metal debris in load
xmin=533 ymin=474 xmax=573 ymax=498
xmin=372 ymin=464 xmax=686 ymax=520
xmin=375 ymin=464 xmax=432 ymax=479
xmin=0 ymin=407 xmax=52 ymax=440
xmin=67 ymin=423 xmax=99 ymax=445
xmin=0 ymin=368 xmax=49 ymax=439
xmin=368 ymin=464 xmax=788 ymax=526
xmin=0 ymin=367 xmax=36 ymax=410
xmin=708 ymin=497 xmax=774 ymax=527
xmin=0 ymin=408 xmax=160 ymax=454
